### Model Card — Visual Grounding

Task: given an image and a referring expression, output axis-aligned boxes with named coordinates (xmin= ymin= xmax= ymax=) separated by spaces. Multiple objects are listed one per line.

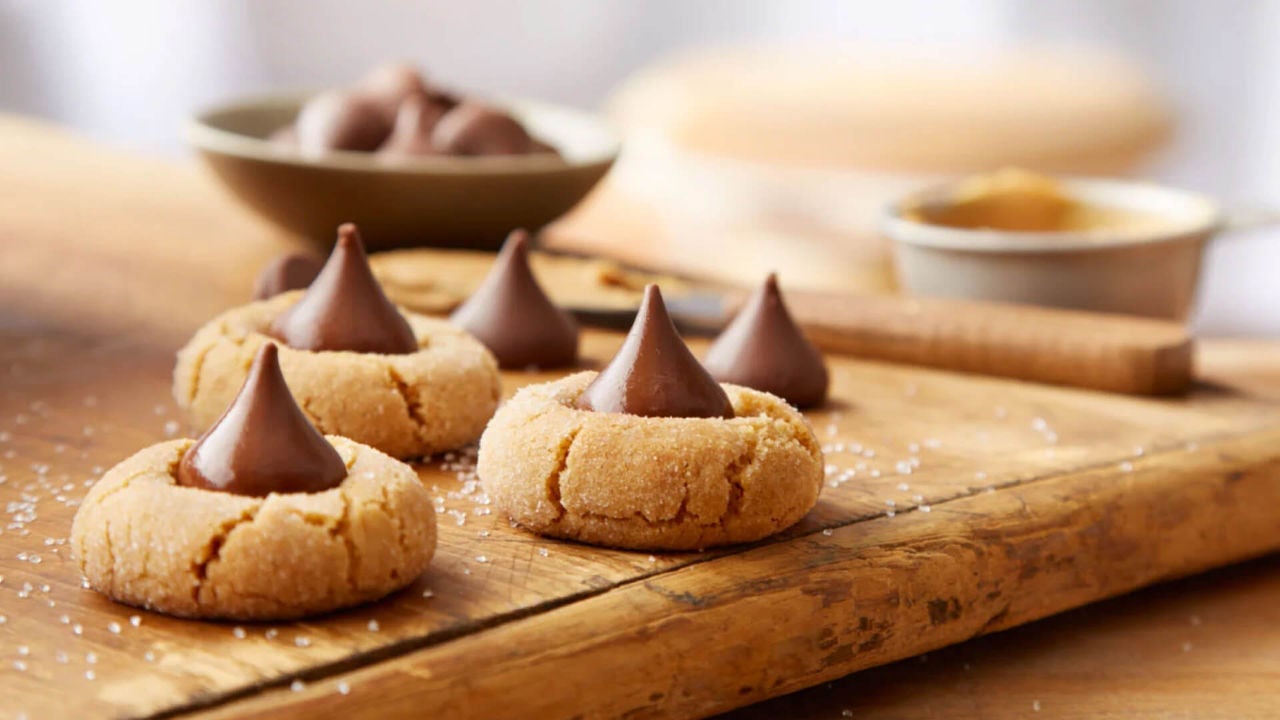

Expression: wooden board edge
xmin=181 ymin=425 xmax=1280 ymax=720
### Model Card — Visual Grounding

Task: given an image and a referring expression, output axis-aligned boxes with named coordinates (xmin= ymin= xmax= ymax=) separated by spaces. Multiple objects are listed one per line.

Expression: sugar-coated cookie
xmin=477 ymin=372 xmax=823 ymax=550
xmin=71 ymin=436 xmax=436 ymax=620
xmin=173 ymin=291 xmax=500 ymax=459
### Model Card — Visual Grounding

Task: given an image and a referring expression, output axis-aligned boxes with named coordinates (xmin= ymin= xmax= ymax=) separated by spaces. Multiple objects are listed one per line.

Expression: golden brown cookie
xmin=70 ymin=436 xmax=436 ymax=620
xmin=477 ymin=372 xmax=823 ymax=550
xmin=173 ymin=291 xmax=501 ymax=459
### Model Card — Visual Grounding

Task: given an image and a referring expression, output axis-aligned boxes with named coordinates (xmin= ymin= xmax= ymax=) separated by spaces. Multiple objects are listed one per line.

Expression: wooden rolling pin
xmin=772 ymin=291 xmax=1194 ymax=396
xmin=372 ymin=248 xmax=1194 ymax=396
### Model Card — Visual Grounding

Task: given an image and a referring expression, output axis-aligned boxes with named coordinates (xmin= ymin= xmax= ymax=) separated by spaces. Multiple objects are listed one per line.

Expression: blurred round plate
xmin=186 ymin=93 xmax=619 ymax=251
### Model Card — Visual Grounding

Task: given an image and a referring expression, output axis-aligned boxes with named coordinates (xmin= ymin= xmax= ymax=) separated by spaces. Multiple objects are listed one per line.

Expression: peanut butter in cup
xmin=176 ymin=343 xmax=346 ymax=496
xmin=450 ymin=229 xmax=579 ymax=369
xmin=269 ymin=224 xmax=418 ymax=355
xmin=577 ymin=285 xmax=733 ymax=419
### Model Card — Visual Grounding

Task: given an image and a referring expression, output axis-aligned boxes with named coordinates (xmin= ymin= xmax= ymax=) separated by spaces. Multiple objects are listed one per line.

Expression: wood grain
xmin=1 ymin=115 xmax=1279 ymax=720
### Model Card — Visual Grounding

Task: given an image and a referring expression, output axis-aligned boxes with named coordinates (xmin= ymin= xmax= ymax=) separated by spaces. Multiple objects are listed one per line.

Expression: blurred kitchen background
xmin=1 ymin=0 xmax=1277 ymax=334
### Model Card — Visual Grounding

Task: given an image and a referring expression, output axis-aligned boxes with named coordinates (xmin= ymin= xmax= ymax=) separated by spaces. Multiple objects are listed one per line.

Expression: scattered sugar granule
xmin=55 ymin=651 xmax=68 ymax=664
xmin=85 ymin=669 xmax=95 ymax=681
xmin=367 ymin=620 xmax=380 ymax=632
xmin=475 ymin=555 xmax=489 ymax=563
xmin=1032 ymin=700 xmax=1041 ymax=712
xmin=895 ymin=461 xmax=913 ymax=475
xmin=821 ymin=528 xmax=833 ymax=536
xmin=885 ymin=510 xmax=896 ymax=518
xmin=294 ymin=636 xmax=312 ymax=648
xmin=647 ymin=555 xmax=657 ymax=563
xmin=919 ymin=505 xmax=932 ymax=513
xmin=107 ymin=621 xmax=122 ymax=634
xmin=1133 ymin=446 xmax=1146 ymax=457
xmin=86 ymin=652 xmax=97 ymax=664
xmin=974 ymin=471 xmax=988 ymax=481
xmin=842 ymin=710 xmax=853 ymax=718
xmin=537 ymin=547 xmax=549 ymax=557
xmin=144 ymin=651 xmax=156 ymax=663
xmin=17 ymin=646 xmax=29 ymax=656
xmin=265 ymin=628 xmax=279 ymax=640
xmin=233 ymin=626 xmax=247 ymax=639
xmin=72 ymin=623 xmax=83 ymax=636
xmin=13 ymin=660 xmax=27 ymax=671
xmin=129 ymin=615 xmax=142 ymax=628
xmin=336 ymin=681 xmax=351 ymax=695
xmin=1119 ymin=461 xmax=1134 ymax=473
xmin=291 ymin=680 xmax=306 ymax=692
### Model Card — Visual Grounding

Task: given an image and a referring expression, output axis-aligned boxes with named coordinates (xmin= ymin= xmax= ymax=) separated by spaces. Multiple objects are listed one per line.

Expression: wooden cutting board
xmin=2 ymin=116 xmax=1280 ymax=720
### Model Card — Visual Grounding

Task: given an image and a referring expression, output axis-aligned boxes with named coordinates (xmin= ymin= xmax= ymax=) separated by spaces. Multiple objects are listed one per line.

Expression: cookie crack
xmin=102 ymin=519 xmax=117 ymax=593
xmin=191 ymin=506 xmax=260 ymax=607
xmin=724 ymin=436 xmax=758 ymax=520
xmin=546 ymin=427 xmax=581 ymax=520
xmin=387 ymin=366 xmax=431 ymax=447
xmin=333 ymin=493 xmax=360 ymax=592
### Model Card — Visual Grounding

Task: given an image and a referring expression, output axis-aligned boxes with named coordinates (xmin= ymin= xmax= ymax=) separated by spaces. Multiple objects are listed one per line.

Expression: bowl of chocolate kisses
xmin=187 ymin=63 xmax=620 ymax=251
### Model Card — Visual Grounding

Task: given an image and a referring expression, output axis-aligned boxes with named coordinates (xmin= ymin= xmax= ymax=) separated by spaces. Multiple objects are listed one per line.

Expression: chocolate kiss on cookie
xmin=703 ymin=273 xmax=830 ymax=409
xmin=378 ymin=94 xmax=448 ymax=157
xmin=270 ymin=224 xmax=418 ymax=354
xmin=177 ymin=343 xmax=347 ymax=496
xmin=450 ymin=229 xmax=579 ymax=369
xmin=252 ymin=252 xmax=324 ymax=300
xmin=578 ymin=285 xmax=733 ymax=419
xmin=432 ymin=102 xmax=535 ymax=155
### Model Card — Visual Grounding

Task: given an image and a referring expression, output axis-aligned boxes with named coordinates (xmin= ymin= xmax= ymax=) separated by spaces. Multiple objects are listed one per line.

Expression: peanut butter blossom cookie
xmin=174 ymin=223 xmax=501 ymax=459
xmin=703 ymin=273 xmax=830 ymax=409
xmin=477 ymin=285 xmax=824 ymax=550
xmin=73 ymin=344 xmax=437 ymax=620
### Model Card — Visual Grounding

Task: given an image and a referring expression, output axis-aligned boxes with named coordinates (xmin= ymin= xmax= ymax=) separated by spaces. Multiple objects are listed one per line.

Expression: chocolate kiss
xmin=176 ymin=343 xmax=347 ymax=496
xmin=359 ymin=62 xmax=429 ymax=117
xmin=269 ymin=224 xmax=418 ymax=354
xmin=378 ymin=94 xmax=448 ymax=157
xmin=450 ymin=229 xmax=579 ymax=369
xmin=252 ymin=252 xmax=324 ymax=300
xmin=295 ymin=91 xmax=392 ymax=156
xmin=578 ymin=285 xmax=733 ymax=419
xmin=431 ymin=102 xmax=534 ymax=156
xmin=703 ymin=273 xmax=829 ymax=408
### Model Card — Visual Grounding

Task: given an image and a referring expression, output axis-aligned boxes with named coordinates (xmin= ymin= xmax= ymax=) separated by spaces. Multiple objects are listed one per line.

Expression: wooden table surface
xmin=2 ymin=115 xmax=1280 ymax=719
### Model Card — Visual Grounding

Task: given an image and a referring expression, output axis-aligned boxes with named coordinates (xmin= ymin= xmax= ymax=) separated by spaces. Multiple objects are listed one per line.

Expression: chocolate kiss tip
xmin=176 ymin=343 xmax=347 ymax=497
xmin=269 ymin=224 xmax=418 ymax=355
xmin=703 ymin=273 xmax=829 ymax=409
xmin=450 ymin=228 xmax=578 ymax=369
xmin=577 ymin=284 xmax=732 ymax=419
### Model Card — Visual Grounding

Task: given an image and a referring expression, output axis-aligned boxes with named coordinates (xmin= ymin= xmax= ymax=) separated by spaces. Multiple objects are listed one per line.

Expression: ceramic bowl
xmin=187 ymin=94 xmax=619 ymax=251
xmin=881 ymin=178 xmax=1223 ymax=320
